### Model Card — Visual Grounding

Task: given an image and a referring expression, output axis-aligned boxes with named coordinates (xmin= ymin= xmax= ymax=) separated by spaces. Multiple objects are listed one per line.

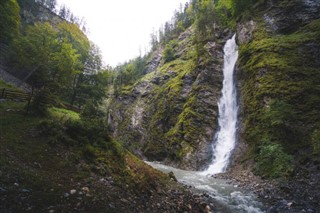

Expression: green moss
xmin=256 ymin=143 xmax=293 ymax=178
xmin=239 ymin=18 xmax=320 ymax=176
xmin=143 ymin=52 xmax=203 ymax=160
xmin=48 ymin=107 xmax=80 ymax=121
xmin=311 ymin=129 xmax=320 ymax=154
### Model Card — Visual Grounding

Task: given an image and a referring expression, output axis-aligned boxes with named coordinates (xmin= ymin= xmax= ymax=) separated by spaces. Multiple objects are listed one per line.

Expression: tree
xmin=0 ymin=0 xmax=20 ymax=45
xmin=84 ymin=42 xmax=103 ymax=75
xmin=15 ymin=22 xmax=58 ymax=87
xmin=15 ymin=22 xmax=82 ymax=101
xmin=57 ymin=21 xmax=90 ymax=63
xmin=59 ymin=5 xmax=67 ymax=19
xmin=150 ymin=29 xmax=158 ymax=51
xmin=46 ymin=0 xmax=56 ymax=11
xmin=69 ymin=42 xmax=103 ymax=106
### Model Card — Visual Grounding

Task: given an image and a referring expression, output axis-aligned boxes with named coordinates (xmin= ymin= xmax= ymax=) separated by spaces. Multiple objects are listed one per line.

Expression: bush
xmin=163 ymin=44 xmax=175 ymax=63
xmin=256 ymin=143 xmax=293 ymax=178
xmin=311 ymin=129 xmax=320 ymax=154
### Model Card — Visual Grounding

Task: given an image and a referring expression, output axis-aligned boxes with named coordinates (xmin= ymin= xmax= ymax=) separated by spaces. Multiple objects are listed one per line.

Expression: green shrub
xmin=256 ymin=143 xmax=293 ymax=178
xmin=82 ymin=144 xmax=97 ymax=161
xmin=311 ymin=129 xmax=320 ymax=154
xmin=163 ymin=44 xmax=175 ymax=63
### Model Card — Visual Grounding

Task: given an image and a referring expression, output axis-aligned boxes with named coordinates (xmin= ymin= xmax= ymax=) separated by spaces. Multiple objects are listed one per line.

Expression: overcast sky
xmin=56 ymin=0 xmax=188 ymax=67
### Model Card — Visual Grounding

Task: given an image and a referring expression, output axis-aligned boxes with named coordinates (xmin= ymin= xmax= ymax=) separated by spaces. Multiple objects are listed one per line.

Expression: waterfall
xmin=203 ymin=34 xmax=239 ymax=175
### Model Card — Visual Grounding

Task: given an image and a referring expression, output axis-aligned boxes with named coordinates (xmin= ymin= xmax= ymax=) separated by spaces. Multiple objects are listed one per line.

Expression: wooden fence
xmin=0 ymin=88 xmax=80 ymax=113
xmin=1 ymin=88 xmax=32 ymax=112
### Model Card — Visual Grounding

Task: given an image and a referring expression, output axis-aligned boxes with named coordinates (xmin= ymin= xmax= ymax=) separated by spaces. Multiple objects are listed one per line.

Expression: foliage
xmin=256 ymin=143 xmax=293 ymax=178
xmin=114 ymin=56 xmax=147 ymax=91
xmin=29 ymin=88 xmax=53 ymax=115
xmin=12 ymin=22 xmax=84 ymax=111
xmin=11 ymin=19 xmax=107 ymax=110
xmin=56 ymin=21 xmax=90 ymax=63
xmin=193 ymin=0 xmax=217 ymax=40
xmin=311 ymin=129 xmax=320 ymax=154
xmin=239 ymin=16 xmax=320 ymax=176
xmin=80 ymin=100 xmax=105 ymax=120
xmin=163 ymin=40 xmax=178 ymax=62
xmin=0 ymin=0 xmax=20 ymax=45
xmin=48 ymin=107 xmax=80 ymax=121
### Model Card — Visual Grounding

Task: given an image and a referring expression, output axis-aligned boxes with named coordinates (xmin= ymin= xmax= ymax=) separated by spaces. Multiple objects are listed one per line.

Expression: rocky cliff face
xmin=233 ymin=0 xmax=320 ymax=177
xmin=107 ymin=0 xmax=320 ymax=176
xmin=107 ymin=28 xmax=233 ymax=170
xmin=19 ymin=1 xmax=63 ymax=26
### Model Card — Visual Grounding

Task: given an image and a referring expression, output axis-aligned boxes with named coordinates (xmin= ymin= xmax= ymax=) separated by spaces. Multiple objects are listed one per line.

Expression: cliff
xmin=235 ymin=0 xmax=320 ymax=177
xmin=107 ymin=0 xmax=320 ymax=179
xmin=107 ymin=27 xmax=231 ymax=170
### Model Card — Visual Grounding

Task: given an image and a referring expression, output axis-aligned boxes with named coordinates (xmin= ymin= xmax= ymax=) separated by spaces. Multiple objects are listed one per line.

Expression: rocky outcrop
xmin=233 ymin=0 xmax=320 ymax=177
xmin=263 ymin=0 xmax=320 ymax=34
xmin=107 ymin=27 xmax=230 ymax=170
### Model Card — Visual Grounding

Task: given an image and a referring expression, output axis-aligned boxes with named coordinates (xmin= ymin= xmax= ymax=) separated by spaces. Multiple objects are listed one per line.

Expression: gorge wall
xmin=234 ymin=0 xmax=320 ymax=177
xmin=107 ymin=0 xmax=320 ymax=176
xmin=107 ymin=27 xmax=233 ymax=170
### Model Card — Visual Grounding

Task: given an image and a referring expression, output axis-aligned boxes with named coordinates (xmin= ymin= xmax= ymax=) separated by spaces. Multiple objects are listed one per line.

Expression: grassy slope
xmin=0 ymin=81 xmax=201 ymax=212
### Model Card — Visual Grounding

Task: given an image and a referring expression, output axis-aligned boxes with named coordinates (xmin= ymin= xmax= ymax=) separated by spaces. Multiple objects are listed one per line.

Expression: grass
xmin=0 ymin=88 xmax=177 ymax=211
xmin=48 ymin=107 xmax=80 ymax=121
xmin=0 ymin=79 xmax=23 ymax=91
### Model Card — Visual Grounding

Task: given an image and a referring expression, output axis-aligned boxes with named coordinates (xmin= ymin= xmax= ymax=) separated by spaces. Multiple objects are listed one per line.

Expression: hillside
xmin=0 ymin=80 xmax=211 ymax=212
xmin=0 ymin=1 xmax=211 ymax=212
xmin=1 ymin=0 xmax=320 ymax=212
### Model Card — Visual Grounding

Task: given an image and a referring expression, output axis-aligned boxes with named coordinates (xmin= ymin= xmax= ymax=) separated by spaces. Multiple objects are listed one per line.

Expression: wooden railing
xmin=1 ymin=88 xmax=32 ymax=101
xmin=1 ymin=88 xmax=32 ymax=112
xmin=0 ymin=88 xmax=80 ymax=113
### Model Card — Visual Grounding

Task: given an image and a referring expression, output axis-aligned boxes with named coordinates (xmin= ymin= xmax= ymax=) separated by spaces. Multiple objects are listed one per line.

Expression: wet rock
xmin=168 ymin=172 xmax=178 ymax=182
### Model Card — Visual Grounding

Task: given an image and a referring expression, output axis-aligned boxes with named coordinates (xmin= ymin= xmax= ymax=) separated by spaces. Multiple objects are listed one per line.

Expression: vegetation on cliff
xmin=236 ymin=1 xmax=320 ymax=177
xmin=109 ymin=0 xmax=320 ymax=179
xmin=0 ymin=1 xmax=210 ymax=211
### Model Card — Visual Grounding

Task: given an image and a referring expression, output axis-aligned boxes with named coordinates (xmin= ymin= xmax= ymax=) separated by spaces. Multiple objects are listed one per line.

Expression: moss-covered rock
xmin=236 ymin=0 xmax=320 ymax=177
xmin=107 ymin=27 xmax=229 ymax=170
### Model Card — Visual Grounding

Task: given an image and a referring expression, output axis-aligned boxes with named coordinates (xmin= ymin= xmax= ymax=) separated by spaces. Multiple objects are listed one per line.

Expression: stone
xmin=81 ymin=187 xmax=90 ymax=194
xmin=70 ymin=189 xmax=77 ymax=195
xmin=168 ymin=171 xmax=177 ymax=182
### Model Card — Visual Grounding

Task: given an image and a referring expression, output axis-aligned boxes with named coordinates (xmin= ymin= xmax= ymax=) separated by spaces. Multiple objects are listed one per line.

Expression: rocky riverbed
xmin=214 ymin=162 xmax=320 ymax=213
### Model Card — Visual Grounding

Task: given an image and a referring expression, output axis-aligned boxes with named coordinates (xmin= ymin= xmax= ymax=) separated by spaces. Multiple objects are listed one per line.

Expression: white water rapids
xmin=146 ymin=35 xmax=265 ymax=212
xmin=203 ymin=34 xmax=239 ymax=175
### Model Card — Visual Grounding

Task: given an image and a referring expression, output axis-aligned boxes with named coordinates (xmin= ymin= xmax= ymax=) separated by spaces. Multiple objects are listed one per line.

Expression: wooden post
xmin=1 ymin=88 xmax=6 ymax=98
xmin=1 ymin=88 xmax=5 ymax=98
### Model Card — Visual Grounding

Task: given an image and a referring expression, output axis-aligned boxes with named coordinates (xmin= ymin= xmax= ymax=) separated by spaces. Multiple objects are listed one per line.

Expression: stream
xmin=146 ymin=161 xmax=265 ymax=213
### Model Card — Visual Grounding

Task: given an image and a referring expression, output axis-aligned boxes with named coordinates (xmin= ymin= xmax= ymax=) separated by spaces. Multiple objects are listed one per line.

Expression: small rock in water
xmin=64 ymin=193 xmax=70 ymax=198
xmin=287 ymin=202 xmax=294 ymax=208
xmin=205 ymin=205 xmax=212 ymax=213
xmin=168 ymin=171 xmax=177 ymax=182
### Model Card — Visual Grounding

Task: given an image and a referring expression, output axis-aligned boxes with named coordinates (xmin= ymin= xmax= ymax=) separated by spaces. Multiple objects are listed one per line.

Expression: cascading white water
xmin=145 ymin=35 xmax=264 ymax=213
xmin=203 ymin=34 xmax=239 ymax=175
